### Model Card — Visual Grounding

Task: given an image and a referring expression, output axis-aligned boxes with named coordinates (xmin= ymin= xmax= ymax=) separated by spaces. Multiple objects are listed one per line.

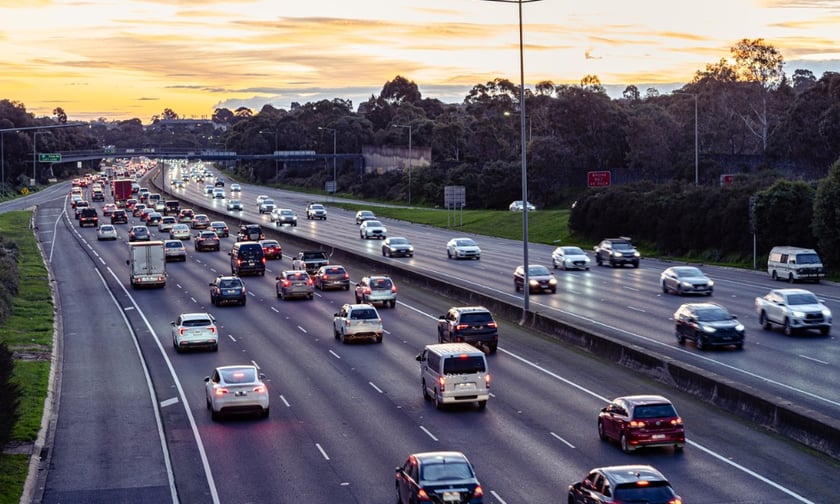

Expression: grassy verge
xmin=0 ymin=210 xmax=53 ymax=504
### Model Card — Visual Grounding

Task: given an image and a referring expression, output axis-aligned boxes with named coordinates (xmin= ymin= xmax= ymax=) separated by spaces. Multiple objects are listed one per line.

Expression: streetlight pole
xmin=259 ymin=129 xmax=279 ymax=181
xmin=318 ymin=126 xmax=337 ymax=194
xmin=482 ymin=0 xmax=541 ymax=316
xmin=392 ymin=124 xmax=412 ymax=206
xmin=675 ymin=91 xmax=699 ymax=186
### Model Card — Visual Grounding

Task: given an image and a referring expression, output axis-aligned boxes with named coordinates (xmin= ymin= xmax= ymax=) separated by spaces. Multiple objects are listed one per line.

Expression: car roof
xmin=412 ymin=451 xmax=470 ymax=465
xmin=772 ymin=288 xmax=815 ymax=296
xmin=178 ymin=312 xmax=214 ymax=321
xmin=451 ymin=306 xmax=490 ymax=313
xmin=613 ymin=394 xmax=673 ymax=406
xmin=593 ymin=465 xmax=669 ymax=485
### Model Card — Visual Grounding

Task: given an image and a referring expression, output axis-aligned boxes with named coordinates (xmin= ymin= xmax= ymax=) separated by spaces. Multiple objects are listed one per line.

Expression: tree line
xmin=1 ymin=38 xmax=839 ymax=266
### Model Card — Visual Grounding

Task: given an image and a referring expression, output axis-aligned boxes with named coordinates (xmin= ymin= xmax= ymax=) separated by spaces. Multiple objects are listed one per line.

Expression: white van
xmin=767 ymin=246 xmax=825 ymax=283
xmin=417 ymin=343 xmax=490 ymax=410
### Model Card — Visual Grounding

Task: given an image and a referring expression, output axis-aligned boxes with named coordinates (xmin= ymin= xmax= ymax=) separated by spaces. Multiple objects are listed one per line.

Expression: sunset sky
xmin=1 ymin=0 xmax=839 ymax=123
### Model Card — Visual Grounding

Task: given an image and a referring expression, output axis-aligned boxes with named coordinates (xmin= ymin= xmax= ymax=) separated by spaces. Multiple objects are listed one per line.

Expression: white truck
xmin=755 ymin=288 xmax=832 ymax=336
xmin=127 ymin=241 xmax=166 ymax=289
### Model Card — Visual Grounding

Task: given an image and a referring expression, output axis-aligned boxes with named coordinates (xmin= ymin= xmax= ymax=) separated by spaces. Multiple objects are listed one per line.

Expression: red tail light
xmin=253 ymin=385 xmax=266 ymax=393
xmin=456 ymin=323 xmax=469 ymax=330
xmin=629 ymin=420 xmax=646 ymax=428
xmin=282 ymin=280 xmax=292 ymax=287
xmin=391 ymin=286 xmax=397 ymax=293
xmin=438 ymin=376 xmax=446 ymax=392
xmin=485 ymin=374 xmax=491 ymax=389
xmin=214 ymin=387 xmax=228 ymax=396
xmin=473 ymin=485 xmax=484 ymax=498
xmin=671 ymin=417 xmax=683 ymax=426
xmin=306 ymin=278 xmax=314 ymax=286
xmin=417 ymin=489 xmax=431 ymax=501
xmin=487 ymin=322 xmax=498 ymax=328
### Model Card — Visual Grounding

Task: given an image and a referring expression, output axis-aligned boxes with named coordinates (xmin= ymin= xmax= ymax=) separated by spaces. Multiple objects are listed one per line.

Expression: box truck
xmin=127 ymin=241 xmax=166 ymax=288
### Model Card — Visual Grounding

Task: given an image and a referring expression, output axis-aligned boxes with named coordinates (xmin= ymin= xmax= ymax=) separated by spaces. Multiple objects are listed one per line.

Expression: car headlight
xmin=792 ymin=310 xmax=806 ymax=318
xmin=708 ymin=280 xmax=715 ymax=287
xmin=680 ymin=281 xmax=693 ymax=288
xmin=735 ymin=323 xmax=745 ymax=332
xmin=614 ymin=252 xmax=623 ymax=257
xmin=407 ymin=246 xmax=414 ymax=252
xmin=822 ymin=308 xmax=832 ymax=317
xmin=702 ymin=325 xmax=717 ymax=333
xmin=548 ymin=278 xmax=557 ymax=285
xmin=633 ymin=251 xmax=640 ymax=258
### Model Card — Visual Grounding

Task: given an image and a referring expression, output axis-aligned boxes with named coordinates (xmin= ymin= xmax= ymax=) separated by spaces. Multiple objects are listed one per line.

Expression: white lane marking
xmin=550 ymin=432 xmax=575 ymax=448
xmin=279 ymin=395 xmax=290 ymax=407
xmin=627 ymin=306 xmax=646 ymax=313
xmin=160 ymin=397 xmax=179 ymax=408
xmin=799 ymin=354 xmax=829 ymax=365
xmin=369 ymin=382 xmax=383 ymax=393
xmin=251 ymin=360 xmax=260 ymax=370
xmin=315 ymin=443 xmax=330 ymax=460
xmin=419 ymin=426 xmax=438 ymax=441
xmin=329 ymin=350 xmax=341 ymax=359
xmin=489 ymin=491 xmax=508 ymax=504
xmin=298 ymin=326 xmax=307 ymax=333
xmin=227 ymin=334 xmax=236 ymax=342
xmin=270 ymin=306 xmax=279 ymax=313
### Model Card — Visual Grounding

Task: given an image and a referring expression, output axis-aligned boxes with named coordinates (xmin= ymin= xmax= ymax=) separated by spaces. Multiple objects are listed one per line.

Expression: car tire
xmin=661 ymin=282 xmax=668 ymax=294
xmin=620 ymin=432 xmax=633 ymax=453
xmin=514 ymin=282 xmax=520 ymax=292
xmin=760 ymin=311 xmax=771 ymax=330
xmin=334 ymin=327 xmax=340 ymax=339
xmin=340 ymin=331 xmax=347 ymax=344
xmin=434 ymin=391 xmax=443 ymax=410
xmin=355 ymin=294 xmax=361 ymax=303
xmin=783 ymin=318 xmax=793 ymax=336
xmin=390 ymin=300 xmax=396 ymax=309
xmin=212 ymin=343 xmax=218 ymax=352
xmin=788 ymin=274 xmax=795 ymax=284
xmin=478 ymin=400 xmax=487 ymax=410
xmin=211 ymin=410 xmax=219 ymax=421
xmin=447 ymin=250 xmax=452 ymax=259
xmin=422 ymin=380 xmax=431 ymax=400
xmin=632 ymin=261 xmax=639 ymax=268
xmin=820 ymin=326 xmax=830 ymax=336
xmin=240 ymin=298 xmax=246 ymax=306
xmin=676 ymin=285 xmax=683 ymax=296
xmin=695 ymin=334 xmax=706 ymax=350
xmin=596 ymin=256 xmax=603 ymax=266
xmin=488 ymin=344 xmax=497 ymax=354
xmin=344 ymin=284 xmax=350 ymax=291
xmin=676 ymin=330 xmax=685 ymax=345
xmin=598 ymin=420 xmax=607 ymax=441
xmin=735 ymin=342 xmax=744 ymax=350
xmin=772 ymin=270 xmax=779 ymax=281
xmin=262 ymin=407 xmax=270 ymax=418
xmin=382 ymin=249 xmax=386 ymax=257
xmin=376 ymin=334 xmax=383 ymax=344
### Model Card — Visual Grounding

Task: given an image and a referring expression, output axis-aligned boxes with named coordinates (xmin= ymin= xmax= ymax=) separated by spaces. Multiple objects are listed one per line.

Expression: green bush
xmin=0 ymin=342 xmax=20 ymax=449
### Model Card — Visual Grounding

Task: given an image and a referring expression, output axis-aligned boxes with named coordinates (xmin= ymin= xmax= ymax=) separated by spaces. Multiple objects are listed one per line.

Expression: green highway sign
xmin=39 ymin=153 xmax=61 ymax=162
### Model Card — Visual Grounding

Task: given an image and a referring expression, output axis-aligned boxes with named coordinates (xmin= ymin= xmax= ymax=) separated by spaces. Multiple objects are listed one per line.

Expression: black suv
xmin=229 ymin=241 xmax=266 ymax=276
xmin=593 ymin=237 xmax=640 ymax=268
xmin=110 ymin=209 xmax=128 ymax=224
xmin=79 ymin=208 xmax=99 ymax=227
xmin=236 ymin=224 xmax=264 ymax=242
xmin=568 ymin=464 xmax=681 ymax=504
xmin=437 ymin=306 xmax=499 ymax=353
xmin=209 ymin=275 xmax=246 ymax=306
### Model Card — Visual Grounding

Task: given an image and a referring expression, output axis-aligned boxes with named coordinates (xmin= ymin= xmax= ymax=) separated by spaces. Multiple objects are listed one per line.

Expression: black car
xmin=674 ymin=302 xmax=745 ymax=350
xmin=395 ymin=451 xmax=484 ymax=504
xmin=78 ymin=208 xmax=99 ymax=228
xmin=437 ymin=306 xmax=499 ymax=354
xmin=209 ymin=275 xmax=246 ymax=306
xmin=568 ymin=465 xmax=681 ymax=504
xmin=381 ymin=236 xmax=414 ymax=257
xmin=236 ymin=224 xmax=264 ymax=242
xmin=110 ymin=209 xmax=128 ymax=224
xmin=593 ymin=237 xmax=640 ymax=268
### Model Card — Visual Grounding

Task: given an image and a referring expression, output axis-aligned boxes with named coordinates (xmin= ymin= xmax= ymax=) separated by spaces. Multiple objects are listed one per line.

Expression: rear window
xmin=220 ymin=368 xmax=257 ymax=384
xmin=350 ymin=309 xmax=378 ymax=320
xmin=287 ymin=273 xmax=308 ymax=281
xmin=324 ymin=267 xmax=346 ymax=275
xmin=370 ymin=278 xmax=392 ymax=289
xmin=633 ymin=404 xmax=678 ymax=418
xmin=236 ymin=244 xmax=263 ymax=258
xmin=183 ymin=318 xmax=211 ymax=327
xmin=459 ymin=312 xmax=493 ymax=324
xmin=164 ymin=242 xmax=182 ymax=249
xmin=219 ymin=279 xmax=241 ymax=288
xmin=443 ymin=356 xmax=486 ymax=374
xmin=614 ymin=482 xmax=676 ymax=501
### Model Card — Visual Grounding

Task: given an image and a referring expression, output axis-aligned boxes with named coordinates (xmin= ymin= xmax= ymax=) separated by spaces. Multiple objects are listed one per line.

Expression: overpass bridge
xmin=49 ymin=147 xmax=364 ymax=167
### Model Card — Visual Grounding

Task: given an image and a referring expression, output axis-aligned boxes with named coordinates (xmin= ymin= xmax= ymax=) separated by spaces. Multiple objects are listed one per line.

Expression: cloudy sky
xmin=1 ymin=0 xmax=839 ymax=122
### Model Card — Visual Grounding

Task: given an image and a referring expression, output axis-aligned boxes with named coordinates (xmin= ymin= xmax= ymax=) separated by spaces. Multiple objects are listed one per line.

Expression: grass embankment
xmin=0 ymin=210 xmax=53 ymax=503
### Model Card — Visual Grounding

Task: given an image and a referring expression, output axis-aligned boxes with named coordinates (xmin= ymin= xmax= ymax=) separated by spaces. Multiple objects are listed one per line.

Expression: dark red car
xmin=260 ymin=240 xmax=282 ymax=260
xmin=597 ymin=395 xmax=685 ymax=453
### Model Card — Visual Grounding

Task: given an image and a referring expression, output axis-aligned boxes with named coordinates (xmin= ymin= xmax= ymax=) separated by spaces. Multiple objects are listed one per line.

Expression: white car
xmin=230 ymin=183 xmax=242 ymax=192
xmin=359 ymin=220 xmax=387 ymax=239
xmin=171 ymin=312 xmax=218 ymax=352
xmin=204 ymin=365 xmax=269 ymax=419
xmin=158 ymin=216 xmax=177 ymax=232
xmin=551 ymin=246 xmax=590 ymax=270
xmin=509 ymin=200 xmax=536 ymax=211
xmin=96 ymin=224 xmax=118 ymax=241
xmin=169 ymin=223 xmax=191 ymax=240
xmin=212 ymin=188 xmax=225 ymax=199
xmin=446 ymin=237 xmax=481 ymax=260
xmin=271 ymin=208 xmax=298 ymax=227
xmin=258 ymin=198 xmax=275 ymax=214
xmin=226 ymin=199 xmax=243 ymax=211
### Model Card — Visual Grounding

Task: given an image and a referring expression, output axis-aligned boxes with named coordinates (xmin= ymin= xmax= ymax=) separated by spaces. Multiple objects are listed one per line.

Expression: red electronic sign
xmin=587 ymin=171 xmax=611 ymax=187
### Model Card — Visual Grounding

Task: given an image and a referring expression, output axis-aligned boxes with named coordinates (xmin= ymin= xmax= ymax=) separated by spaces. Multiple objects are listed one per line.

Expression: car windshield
xmin=675 ymin=267 xmax=704 ymax=277
xmin=390 ymin=238 xmax=408 ymax=245
xmin=694 ymin=307 xmax=731 ymax=322
xmin=563 ymin=247 xmax=585 ymax=255
xmin=613 ymin=242 xmax=633 ymax=250
xmin=365 ymin=220 xmax=382 ymax=226
xmin=311 ymin=205 xmax=324 ymax=210
xmin=443 ymin=356 xmax=486 ymax=374
xmin=795 ymin=253 xmax=821 ymax=264
xmin=421 ymin=462 xmax=474 ymax=482
xmin=634 ymin=403 xmax=678 ymax=418
xmin=220 ymin=368 xmax=257 ymax=384
xmin=457 ymin=239 xmax=476 ymax=247
xmin=787 ymin=293 xmax=819 ymax=305
xmin=528 ymin=266 xmax=551 ymax=276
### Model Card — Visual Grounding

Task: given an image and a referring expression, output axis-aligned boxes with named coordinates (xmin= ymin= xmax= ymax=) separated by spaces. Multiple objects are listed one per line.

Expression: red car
xmin=597 ymin=395 xmax=685 ymax=453
xmin=260 ymin=239 xmax=282 ymax=260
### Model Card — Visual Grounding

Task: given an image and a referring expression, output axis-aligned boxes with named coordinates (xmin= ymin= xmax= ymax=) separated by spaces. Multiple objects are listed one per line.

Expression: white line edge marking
xmin=329 ymin=350 xmax=341 ymax=359
xmin=280 ymin=395 xmax=290 ymax=407
xmin=315 ymin=443 xmax=330 ymax=460
xmin=419 ymin=426 xmax=438 ymax=441
xmin=369 ymin=382 xmax=383 ymax=393
xmin=549 ymin=432 xmax=575 ymax=449
xmin=160 ymin=397 xmax=179 ymax=408
xmin=799 ymin=354 xmax=829 ymax=365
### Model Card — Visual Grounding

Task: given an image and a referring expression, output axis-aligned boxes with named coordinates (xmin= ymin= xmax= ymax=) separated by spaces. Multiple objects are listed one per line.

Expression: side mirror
xmin=204 ymin=376 xmax=210 ymax=382
xmin=416 ymin=354 xmax=423 ymax=362
xmin=334 ymin=313 xmax=339 ymax=317
xmin=209 ymin=283 xmax=214 ymax=287
xmin=275 ymin=276 xmax=281 ymax=281
xmin=125 ymin=259 xmax=130 ymax=265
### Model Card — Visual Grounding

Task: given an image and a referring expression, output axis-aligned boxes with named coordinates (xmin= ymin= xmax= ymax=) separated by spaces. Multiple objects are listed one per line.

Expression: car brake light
xmin=214 ymin=387 xmax=228 ymax=396
xmin=456 ymin=323 xmax=469 ymax=330
xmin=438 ymin=376 xmax=445 ymax=392
xmin=282 ymin=280 xmax=291 ymax=287
xmin=343 ymin=273 xmax=349 ymax=279
xmin=362 ymin=288 xmax=371 ymax=294
xmin=417 ymin=489 xmax=432 ymax=502
xmin=253 ymin=385 xmax=266 ymax=393
xmin=179 ymin=328 xmax=186 ymax=335
xmin=671 ymin=417 xmax=683 ymax=426
xmin=629 ymin=420 xmax=646 ymax=428
xmin=391 ymin=286 xmax=397 ymax=293
xmin=485 ymin=374 xmax=491 ymax=389
xmin=473 ymin=485 xmax=484 ymax=498
xmin=635 ymin=480 xmax=650 ymax=487
xmin=307 ymin=279 xmax=314 ymax=285
xmin=487 ymin=322 xmax=498 ymax=328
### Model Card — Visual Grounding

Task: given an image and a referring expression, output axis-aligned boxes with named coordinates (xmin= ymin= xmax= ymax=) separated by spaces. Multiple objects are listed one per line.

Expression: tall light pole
xmin=259 ymin=129 xmax=279 ymax=181
xmin=482 ymin=0 xmax=542 ymax=315
xmin=33 ymin=131 xmax=51 ymax=183
xmin=318 ymin=126 xmax=337 ymax=194
xmin=392 ymin=124 xmax=412 ymax=206
xmin=675 ymin=91 xmax=699 ymax=186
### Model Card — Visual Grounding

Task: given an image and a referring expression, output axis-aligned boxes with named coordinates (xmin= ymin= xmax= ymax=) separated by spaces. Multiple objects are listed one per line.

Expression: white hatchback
xmin=205 ymin=365 xmax=269 ymax=420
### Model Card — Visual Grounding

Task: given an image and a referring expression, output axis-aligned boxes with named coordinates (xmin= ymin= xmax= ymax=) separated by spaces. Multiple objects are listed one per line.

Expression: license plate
xmin=652 ymin=434 xmax=666 ymax=439
xmin=456 ymin=383 xmax=476 ymax=390
xmin=442 ymin=492 xmax=460 ymax=502
xmin=235 ymin=391 xmax=248 ymax=396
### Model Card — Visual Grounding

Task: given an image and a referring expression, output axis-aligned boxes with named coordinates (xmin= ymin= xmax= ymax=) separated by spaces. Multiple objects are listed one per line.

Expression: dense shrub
xmin=0 ymin=342 xmax=20 ymax=449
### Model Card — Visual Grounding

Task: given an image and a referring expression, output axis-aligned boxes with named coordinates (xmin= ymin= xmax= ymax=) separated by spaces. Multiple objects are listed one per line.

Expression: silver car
xmin=96 ymin=224 xmax=118 ymax=241
xmin=354 ymin=275 xmax=397 ymax=308
xmin=660 ymin=266 xmax=714 ymax=296
xmin=551 ymin=246 xmax=590 ymax=270
xmin=359 ymin=219 xmax=387 ymax=239
xmin=446 ymin=237 xmax=481 ymax=260
xmin=275 ymin=270 xmax=314 ymax=300
xmin=271 ymin=208 xmax=298 ymax=227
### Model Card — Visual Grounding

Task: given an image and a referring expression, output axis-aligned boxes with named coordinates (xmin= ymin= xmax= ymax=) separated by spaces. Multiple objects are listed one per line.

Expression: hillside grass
xmin=0 ymin=210 xmax=53 ymax=504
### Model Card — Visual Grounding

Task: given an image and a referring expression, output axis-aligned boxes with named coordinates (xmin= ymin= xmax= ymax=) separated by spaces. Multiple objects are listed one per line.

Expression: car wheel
xmin=620 ymin=432 xmax=633 ymax=453
xmin=437 ymin=330 xmax=444 ymax=344
xmin=344 ymin=284 xmax=350 ymax=291
xmin=376 ymin=334 xmax=383 ymax=344
xmin=735 ymin=342 xmax=744 ymax=350
xmin=434 ymin=390 xmax=443 ymax=410
xmin=212 ymin=343 xmax=218 ymax=352
xmin=695 ymin=334 xmax=706 ymax=350
xmin=661 ymin=282 xmax=668 ymax=294
xmin=632 ymin=261 xmax=639 ymax=268
xmin=676 ymin=330 xmax=685 ymax=345
xmin=760 ymin=311 xmax=771 ymax=330
xmin=772 ymin=270 xmax=778 ymax=281
xmin=596 ymin=256 xmax=603 ymax=266
xmin=676 ymin=285 xmax=683 ymax=296
xmin=788 ymin=274 xmax=795 ymax=284
xmin=597 ymin=420 xmax=607 ymax=441
xmin=262 ymin=407 xmax=270 ymax=418
xmin=382 ymin=249 xmax=386 ymax=257
xmin=340 ymin=331 xmax=347 ymax=344
xmin=211 ymin=409 xmax=219 ymax=421
xmin=390 ymin=300 xmax=396 ymax=308
xmin=334 ymin=327 xmax=340 ymax=339
xmin=783 ymin=318 xmax=793 ymax=336
xmin=514 ymin=282 xmax=520 ymax=292
xmin=478 ymin=400 xmax=487 ymax=410
xmin=488 ymin=344 xmax=497 ymax=354
xmin=276 ymin=289 xmax=281 ymax=298
xmin=240 ymin=298 xmax=246 ymax=306
xmin=447 ymin=250 xmax=452 ymax=259
xmin=355 ymin=294 xmax=361 ymax=303
xmin=422 ymin=380 xmax=431 ymax=400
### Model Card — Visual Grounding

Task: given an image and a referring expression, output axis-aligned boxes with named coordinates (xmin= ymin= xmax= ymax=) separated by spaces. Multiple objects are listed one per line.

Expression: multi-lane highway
xmin=25 ymin=166 xmax=840 ymax=503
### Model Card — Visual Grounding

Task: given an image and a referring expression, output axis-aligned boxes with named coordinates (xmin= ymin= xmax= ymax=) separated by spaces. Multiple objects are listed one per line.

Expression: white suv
xmin=171 ymin=313 xmax=218 ymax=352
xmin=333 ymin=304 xmax=383 ymax=344
xmin=417 ymin=343 xmax=490 ymax=410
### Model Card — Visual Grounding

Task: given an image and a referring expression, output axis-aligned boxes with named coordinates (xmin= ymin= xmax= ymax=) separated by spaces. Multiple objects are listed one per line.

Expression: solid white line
xmin=329 ymin=350 xmax=341 ymax=359
xmin=297 ymin=326 xmax=307 ymax=333
xmin=627 ymin=306 xmax=646 ymax=313
xmin=799 ymin=354 xmax=829 ymax=365
xmin=549 ymin=432 xmax=575 ymax=448
xmin=270 ymin=306 xmax=279 ymax=313
xmin=315 ymin=443 xmax=330 ymax=460
xmin=227 ymin=334 xmax=236 ymax=342
xmin=419 ymin=426 xmax=438 ymax=441
xmin=489 ymin=491 xmax=507 ymax=504
xmin=279 ymin=395 xmax=290 ymax=407
xmin=251 ymin=360 xmax=260 ymax=370
xmin=369 ymin=382 xmax=383 ymax=393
